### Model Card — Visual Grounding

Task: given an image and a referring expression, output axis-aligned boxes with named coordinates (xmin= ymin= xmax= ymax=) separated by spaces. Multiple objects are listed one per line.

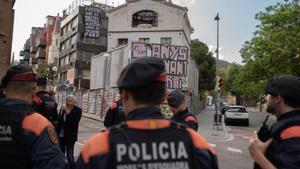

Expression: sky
xmin=12 ymin=0 xmax=282 ymax=63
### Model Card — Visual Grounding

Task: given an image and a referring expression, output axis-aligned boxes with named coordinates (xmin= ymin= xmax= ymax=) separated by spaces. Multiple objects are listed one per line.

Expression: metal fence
xmin=55 ymin=88 xmax=206 ymax=120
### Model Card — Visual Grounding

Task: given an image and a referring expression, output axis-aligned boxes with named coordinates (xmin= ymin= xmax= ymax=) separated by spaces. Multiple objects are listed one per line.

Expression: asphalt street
xmin=74 ymin=106 xmax=276 ymax=169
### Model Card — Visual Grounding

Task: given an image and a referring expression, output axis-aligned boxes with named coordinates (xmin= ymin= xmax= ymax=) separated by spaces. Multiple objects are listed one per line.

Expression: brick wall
xmin=0 ymin=0 xmax=14 ymax=78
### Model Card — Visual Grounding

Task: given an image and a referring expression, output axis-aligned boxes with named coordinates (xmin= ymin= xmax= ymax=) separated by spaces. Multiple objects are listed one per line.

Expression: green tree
xmin=238 ymin=0 xmax=300 ymax=98
xmin=36 ymin=63 xmax=57 ymax=82
xmin=191 ymin=39 xmax=216 ymax=93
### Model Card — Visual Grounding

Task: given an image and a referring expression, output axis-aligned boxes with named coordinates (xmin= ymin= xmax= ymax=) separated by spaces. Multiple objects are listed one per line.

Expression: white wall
xmin=90 ymin=54 xmax=105 ymax=89
xmin=91 ymin=0 xmax=198 ymax=93
xmin=107 ymin=0 xmax=187 ymax=32
xmin=107 ymin=0 xmax=192 ymax=50
xmin=108 ymin=31 xmax=188 ymax=51
xmin=48 ymin=32 xmax=60 ymax=64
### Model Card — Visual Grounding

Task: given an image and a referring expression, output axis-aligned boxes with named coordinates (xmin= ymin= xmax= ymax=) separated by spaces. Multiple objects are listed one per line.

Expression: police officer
xmin=249 ymin=75 xmax=300 ymax=169
xmin=104 ymin=98 xmax=126 ymax=128
xmin=168 ymin=89 xmax=198 ymax=131
xmin=76 ymin=57 xmax=218 ymax=169
xmin=33 ymin=77 xmax=58 ymax=126
xmin=0 ymin=65 xmax=65 ymax=169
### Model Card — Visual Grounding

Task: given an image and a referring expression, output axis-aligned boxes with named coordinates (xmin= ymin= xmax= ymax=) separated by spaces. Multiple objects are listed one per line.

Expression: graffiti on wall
xmin=132 ymin=42 xmax=188 ymax=89
xmin=84 ymin=6 xmax=104 ymax=38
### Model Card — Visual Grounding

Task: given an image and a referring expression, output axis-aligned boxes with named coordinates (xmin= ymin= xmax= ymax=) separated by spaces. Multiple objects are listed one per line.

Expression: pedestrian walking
xmin=249 ymin=75 xmax=300 ymax=169
xmin=33 ymin=77 xmax=58 ymax=126
xmin=76 ymin=57 xmax=218 ymax=169
xmin=168 ymin=89 xmax=198 ymax=131
xmin=56 ymin=94 xmax=82 ymax=169
xmin=104 ymin=98 xmax=126 ymax=128
xmin=0 ymin=65 xmax=65 ymax=169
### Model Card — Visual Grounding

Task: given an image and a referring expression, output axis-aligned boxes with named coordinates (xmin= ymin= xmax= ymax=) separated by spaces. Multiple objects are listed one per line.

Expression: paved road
xmin=199 ymin=106 xmax=275 ymax=169
xmin=74 ymin=106 xmax=276 ymax=169
xmin=74 ymin=117 xmax=105 ymax=158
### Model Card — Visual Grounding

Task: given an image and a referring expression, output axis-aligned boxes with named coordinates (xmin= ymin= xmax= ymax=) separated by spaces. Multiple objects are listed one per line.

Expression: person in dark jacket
xmin=0 ymin=65 xmax=65 ymax=169
xmin=104 ymin=98 xmax=126 ymax=128
xmin=167 ymin=89 xmax=198 ymax=131
xmin=249 ymin=75 xmax=300 ymax=169
xmin=33 ymin=77 xmax=58 ymax=126
xmin=0 ymin=87 xmax=5 ymax=99
xmin=56 ymin=94 xmax=82 ymax=169
xmin=76 ymin=57 xmax=218 ymax=169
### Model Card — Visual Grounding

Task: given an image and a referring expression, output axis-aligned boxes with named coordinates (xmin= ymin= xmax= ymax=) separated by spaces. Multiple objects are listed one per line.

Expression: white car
xmin=224 ymin=106 xmax=249 ymax=126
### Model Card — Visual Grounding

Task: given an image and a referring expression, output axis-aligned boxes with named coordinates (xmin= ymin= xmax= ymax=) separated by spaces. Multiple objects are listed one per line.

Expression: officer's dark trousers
xmin=59 ymin=138 xmax=75 ymax=169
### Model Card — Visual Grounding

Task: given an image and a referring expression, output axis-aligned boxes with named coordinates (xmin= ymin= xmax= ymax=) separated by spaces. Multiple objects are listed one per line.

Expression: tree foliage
xmin=191 ymin=39 xmax=216 ymax=93
xmin=234 ymin=0 xmax=300 ymax=98
xmin=36 ymin=63 xmax=57 ymax=81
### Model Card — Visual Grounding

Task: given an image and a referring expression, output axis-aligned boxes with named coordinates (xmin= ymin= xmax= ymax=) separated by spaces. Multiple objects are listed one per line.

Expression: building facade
xmin=19 ymin=27 xmax=44 ymax=64
xmin=48 ymin=14 xmax=62 ymax=65
xmin=91 ymin=0 xmax=198 ymax=94
xmin=58 ymin=3 xmax=111 ymax=89
xmin=0 ymin=0 xmax=15 ymax=79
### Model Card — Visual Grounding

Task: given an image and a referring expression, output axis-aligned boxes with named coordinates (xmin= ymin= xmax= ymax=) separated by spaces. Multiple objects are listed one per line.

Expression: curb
xmin=82 ymin=112 xmax=104 ymax=122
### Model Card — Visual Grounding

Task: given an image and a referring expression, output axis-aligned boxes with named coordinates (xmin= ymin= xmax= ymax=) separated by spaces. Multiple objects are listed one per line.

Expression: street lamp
xmin=100 ymin=53 xmax=110 ymax=118
xmin=214 ymin=13 xmax=221 ymax=130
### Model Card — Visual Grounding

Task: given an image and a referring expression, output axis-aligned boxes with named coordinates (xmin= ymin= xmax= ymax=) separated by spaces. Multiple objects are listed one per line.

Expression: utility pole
xmin=214 ymin=13 xmax=221 ymax=130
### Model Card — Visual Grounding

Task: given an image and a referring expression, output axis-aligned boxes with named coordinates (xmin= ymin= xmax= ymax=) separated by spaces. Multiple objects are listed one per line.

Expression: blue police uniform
xmin=0 ymin=98 xmax=65 ymax=169
xmin=76 ymin=57 xmax=218 ymax=169
xmin=0 ymin=65 xmax=65 ymax=169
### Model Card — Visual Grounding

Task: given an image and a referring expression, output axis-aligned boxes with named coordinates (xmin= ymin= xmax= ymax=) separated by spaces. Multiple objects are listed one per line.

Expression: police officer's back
xmin=0 ymin=65 xmax=65 ymax=169
xmin=76 ymin=57 xmax=218 ymax=169
xmin=33 ymin=77 xmax=58 ymax=126
xmin=104 ymin=99 xmax=126 ymax=128
xmin=168 ymin=89 xmax=198 ymax=131
xmin=249 ymin=75 xmax=300 ymax=169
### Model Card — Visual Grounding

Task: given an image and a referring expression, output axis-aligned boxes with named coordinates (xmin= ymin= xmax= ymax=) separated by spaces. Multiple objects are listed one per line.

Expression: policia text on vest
xmin=116 ymin=141 xmax=189 ymax=169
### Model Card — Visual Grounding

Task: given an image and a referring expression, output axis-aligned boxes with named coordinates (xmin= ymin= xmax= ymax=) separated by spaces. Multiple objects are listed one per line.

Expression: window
xmin=82 ymin=69 xmax=91 ymax=79
xmin=161 ymin=37 xmax=172 ymax=45
xmin=139 ymin=38 xmax=150 ymax=43
xmin=65 ymin=55 xmax=69 ymax=64
xmin=132 ymin=10 xmax=158 ymax=27
xmin=69 ymin=52 xmax=76 ymax=62
xmin=59 ymin=58 xmax=64 ymax=66
xmin=55 ymin=39 xmax=59 ymax=46
xmin=118 ymin=38 xmax=128 ymax=46
xmin=70 ymin=35 xmax=77 ymax=45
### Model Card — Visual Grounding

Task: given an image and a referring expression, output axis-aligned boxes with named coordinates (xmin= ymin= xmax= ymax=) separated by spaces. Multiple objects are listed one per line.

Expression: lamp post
xmin=100 ymin=53 xmax=110 ymax=118
xmin=214 ymin=13 xmax=221 ymax=130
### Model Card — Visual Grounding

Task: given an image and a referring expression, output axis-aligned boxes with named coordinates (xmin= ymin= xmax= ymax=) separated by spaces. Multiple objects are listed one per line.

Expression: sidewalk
xmin=197 ymin=106 xmax=228 ymax=142
xmin=246 ymin=107 xmax=277 ymax=121
xmin=82 ymin=112 xmax=104 ymax=122
xmin=81 ymin=105 xmax=229 ymax=142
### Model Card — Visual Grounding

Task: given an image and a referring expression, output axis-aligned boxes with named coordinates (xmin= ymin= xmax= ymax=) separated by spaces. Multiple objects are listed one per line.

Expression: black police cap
xmin=117 ymin=57 xmax=166 ymax=89
xmin=167 ymin=89 xmax=185 ymax=108
xmin=1 ymin=65 xmax=36 ymax=87
xmin=265 ymin=75 xmax=300 ymax=98
xmin=37 ymin=77 xmax=47 ymax=86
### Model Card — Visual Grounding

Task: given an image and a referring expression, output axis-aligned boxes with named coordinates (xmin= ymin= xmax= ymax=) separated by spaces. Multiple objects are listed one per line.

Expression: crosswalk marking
xmin=209 ymin=143 xmax=216 ymax=147
xmin=228 ymin=147 xmax=242 ymax=153
xmin=243 ymin=136 xmax=250 ymax=140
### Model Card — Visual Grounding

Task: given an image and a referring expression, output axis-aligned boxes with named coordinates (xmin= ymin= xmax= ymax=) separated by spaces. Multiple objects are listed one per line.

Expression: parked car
xmin=220 ymin=101 xmax=230 ymax=114
xmin=224 ymin=105 xmax=249 ymax=126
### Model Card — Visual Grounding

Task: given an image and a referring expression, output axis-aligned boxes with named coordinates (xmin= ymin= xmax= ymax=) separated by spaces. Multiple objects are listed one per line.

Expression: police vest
xmin=36 ymin=92 xmax=58 ymax=123
xmin=107 ymin=121 xmax=194 ymax=169
xmin=0 ymin=105 xmax=32 ymax=169
xmin=173 ymin=111 xmax=197 ymax=124
xmin=265 ymin=113 xmax=300 ymax=169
